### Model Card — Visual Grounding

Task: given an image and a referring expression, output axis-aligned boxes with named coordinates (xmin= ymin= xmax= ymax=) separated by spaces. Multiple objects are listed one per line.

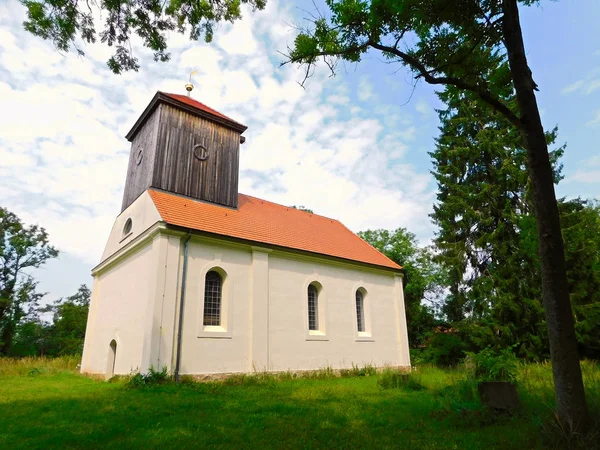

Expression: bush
xmin=421 ymin=332 xmax=467 ymax=367
xmin=125 ymin=366 xmax=170 ymax=388
xmin=466 ymin=347 xmax=519 ymax=382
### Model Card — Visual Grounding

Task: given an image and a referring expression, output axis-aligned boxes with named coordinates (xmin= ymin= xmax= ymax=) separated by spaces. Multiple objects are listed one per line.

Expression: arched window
xmin=356 ymin=290 xmax=365 ymax=332
xmin=203 ymin=271 xmax=222 ymax=326
xmin=107 ymin=340 xmax=117 ymax=378
xmin=308 ymin=284 xmax=319 ymax=331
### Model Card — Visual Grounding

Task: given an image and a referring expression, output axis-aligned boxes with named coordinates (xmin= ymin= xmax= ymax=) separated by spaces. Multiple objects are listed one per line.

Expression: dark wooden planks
xmin=121 ymin=102 xmax=240 ymax=211
xmin=121 ymin=107 xmax=160 ymax=210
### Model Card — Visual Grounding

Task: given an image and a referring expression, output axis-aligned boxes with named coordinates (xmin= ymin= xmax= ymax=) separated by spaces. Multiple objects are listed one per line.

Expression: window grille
xmin=308 ymin=284 xmax=319 ymax=331
xmin=356 ymin=290 xmax=365 ymax=332
xmin=203 ymin=271 xmax=222 ymax=326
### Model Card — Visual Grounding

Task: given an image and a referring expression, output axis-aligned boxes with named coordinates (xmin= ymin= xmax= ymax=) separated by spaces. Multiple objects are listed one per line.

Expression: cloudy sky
xmin=1 ymin=0 xmax=599 ymax=302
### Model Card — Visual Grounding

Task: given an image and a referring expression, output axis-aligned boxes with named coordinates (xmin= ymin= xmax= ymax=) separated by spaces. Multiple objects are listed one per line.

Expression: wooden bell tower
xmin=121 ymin=91 xmax=247 ymax=211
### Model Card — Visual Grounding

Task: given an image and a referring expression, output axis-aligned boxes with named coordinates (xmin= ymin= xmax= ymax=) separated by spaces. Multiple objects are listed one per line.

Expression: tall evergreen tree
xmin=430 ymin=87 xmax=563 ymax=360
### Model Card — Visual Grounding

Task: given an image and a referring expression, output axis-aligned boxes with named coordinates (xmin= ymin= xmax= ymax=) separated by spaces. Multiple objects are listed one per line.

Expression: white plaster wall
xmin=178 ymin=238 xmax=410 ymax=375
xmin=267 ymin=255 xmax=409 ymax=371
xmin=81 ymin=242 xmax=154 ymax=375
xmin=178 ymin=238 xmax=253 ymax=374
xmin=101 ymin=191 xmax=161 ymax=262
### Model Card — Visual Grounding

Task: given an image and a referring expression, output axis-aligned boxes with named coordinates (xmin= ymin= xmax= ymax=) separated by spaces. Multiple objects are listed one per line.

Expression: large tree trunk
xmin=502 ymin=0 xmax=589 ymax=432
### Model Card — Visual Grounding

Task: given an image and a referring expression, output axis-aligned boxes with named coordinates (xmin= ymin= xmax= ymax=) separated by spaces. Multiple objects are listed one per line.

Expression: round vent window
xmin=193 ymin=144 xmax=208 ymax=161
xmin=123 ymin=218 xmax=133 ymax=236
xmin=136 ymin=147 xmax=144 ymax=165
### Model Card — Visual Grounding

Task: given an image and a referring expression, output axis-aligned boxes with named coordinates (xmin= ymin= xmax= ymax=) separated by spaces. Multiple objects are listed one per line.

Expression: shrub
xmin=466 ymin=347 xmax=519 ymax=382
xmin=125 ymin=366 xmax=170 ymax=388
xmin=421 ymin=332 xmax=467 ymax=367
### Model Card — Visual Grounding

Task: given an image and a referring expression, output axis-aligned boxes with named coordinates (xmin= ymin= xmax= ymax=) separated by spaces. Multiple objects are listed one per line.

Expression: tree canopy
xmin=21 ymin=0 xmax=266 ymax=73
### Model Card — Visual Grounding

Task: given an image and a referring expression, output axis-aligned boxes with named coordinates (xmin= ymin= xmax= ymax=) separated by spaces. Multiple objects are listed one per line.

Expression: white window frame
xmin=303 ymin=278 xmax=328 ymax=341
xmin=352 ymin=284 xmax=374 ymax=342
xmin=197 ymin=264 xmax=233 ymax=339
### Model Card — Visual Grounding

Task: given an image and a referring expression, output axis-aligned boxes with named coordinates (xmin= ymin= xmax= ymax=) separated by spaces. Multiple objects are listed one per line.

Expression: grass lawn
xmin=0 ymin=358 xmax=598 ymax=449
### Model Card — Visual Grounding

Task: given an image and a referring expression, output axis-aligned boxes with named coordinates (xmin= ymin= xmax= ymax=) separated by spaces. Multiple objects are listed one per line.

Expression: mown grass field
xmin=0 ymin=357 xmax=598 ymax=450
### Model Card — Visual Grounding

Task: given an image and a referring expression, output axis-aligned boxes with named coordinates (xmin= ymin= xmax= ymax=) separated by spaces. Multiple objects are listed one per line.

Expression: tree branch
xmin=367 ymin=40 xmax=522 ymax=129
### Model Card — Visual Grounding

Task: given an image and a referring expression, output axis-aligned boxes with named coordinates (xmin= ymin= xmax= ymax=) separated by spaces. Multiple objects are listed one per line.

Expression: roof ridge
xmin=161 ymin=91 xmax=245 ymax=127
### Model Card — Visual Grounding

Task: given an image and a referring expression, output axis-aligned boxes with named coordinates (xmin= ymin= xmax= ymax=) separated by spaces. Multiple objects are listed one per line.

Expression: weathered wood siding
xmin=121 ymin=103 xmax=240 ymax=211
xmin=121 ymin=108 xmax=160 ymax=210
xmin=152 ymin=104 xmax=240 ymax=208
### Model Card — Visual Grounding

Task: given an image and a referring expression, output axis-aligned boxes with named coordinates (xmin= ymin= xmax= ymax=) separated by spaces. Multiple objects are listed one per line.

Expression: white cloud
xmin=415 ymin=98 xmax=431 ymax=116
xmin=0 ymin=0 xmax=434 ymax=301
xmin=586 ymin=110 xmax=600 ymax=127
xmin=562 ymin=68 xmax=600 ymax=95
xmin=357 ymin=76 xmax=375 ymax=102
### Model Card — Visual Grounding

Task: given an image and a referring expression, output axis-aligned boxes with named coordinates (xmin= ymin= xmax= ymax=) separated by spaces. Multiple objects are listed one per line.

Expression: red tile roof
xmin=162 ymin=93 xmax=246 ymax=129
xmin=148 ymin=189 xmax=402 ymax=271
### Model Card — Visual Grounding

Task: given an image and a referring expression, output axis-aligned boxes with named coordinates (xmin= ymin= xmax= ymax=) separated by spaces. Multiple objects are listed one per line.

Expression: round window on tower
xmin=136 ymin=146 xmax=144 ymax=165
xmin=123 ymin=218 xmax=133 ymax=237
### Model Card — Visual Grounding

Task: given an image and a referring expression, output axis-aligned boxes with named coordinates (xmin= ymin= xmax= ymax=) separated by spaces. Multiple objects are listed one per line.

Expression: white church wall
xmin=267 ymin=254 xmax=409 ymax=371
xmin=177 ymin=238 xmax=253 ymax=374
xmin=81 ymin=241 xmax=155 ymax=375
xmin=177 ymin=237 xmax=410 ymax=375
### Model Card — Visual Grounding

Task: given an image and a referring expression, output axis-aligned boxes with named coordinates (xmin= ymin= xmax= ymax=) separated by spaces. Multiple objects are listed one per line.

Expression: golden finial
xmin=185 ymin=69 xmax=198 ymax=97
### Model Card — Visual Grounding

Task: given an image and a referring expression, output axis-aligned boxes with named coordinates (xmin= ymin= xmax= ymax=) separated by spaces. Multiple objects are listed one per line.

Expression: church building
xmin=81 ymin=91 xmax=411 ymax=377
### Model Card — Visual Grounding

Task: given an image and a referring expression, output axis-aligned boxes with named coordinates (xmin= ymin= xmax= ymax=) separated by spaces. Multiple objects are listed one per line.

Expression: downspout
xmin=174 ymin=233 xmax=191 ymax=383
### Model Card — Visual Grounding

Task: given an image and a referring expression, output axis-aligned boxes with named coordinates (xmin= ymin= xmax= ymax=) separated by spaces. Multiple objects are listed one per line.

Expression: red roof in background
xmin=162 ymin=93 xmax=246 ymax=128
xmin=148 ymin=189 xmax=402 ymax=271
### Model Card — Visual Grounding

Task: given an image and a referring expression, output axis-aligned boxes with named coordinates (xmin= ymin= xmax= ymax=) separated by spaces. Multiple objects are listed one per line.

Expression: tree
xmin=0 ymin=207 xmax=58 ymax=355
xmin=430 ymin=87 xmax=563 ymax=360
xmin=358 ymin=228 xmax=444 ymax=348
xmin=285 ymin=0 xmax=589 ymax=430
xmin=289 ymin=205 xmax=315 ymax=214
xmin=21 ymin=0 xmax=266 ymax=73
xmin=45 ymin=285 xmax=91 ymax=356
xmin=556 ymin=200 xmax=600 ymax=359
xmin=12 ymin=285 xmax=91 ymax=356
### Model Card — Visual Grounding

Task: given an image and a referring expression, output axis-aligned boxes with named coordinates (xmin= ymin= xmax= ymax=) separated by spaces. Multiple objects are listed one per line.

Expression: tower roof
xmin=125 ymin=91 xmax=247 ymax=141
xmin=148 ymin=189 xmax=402 ymax=271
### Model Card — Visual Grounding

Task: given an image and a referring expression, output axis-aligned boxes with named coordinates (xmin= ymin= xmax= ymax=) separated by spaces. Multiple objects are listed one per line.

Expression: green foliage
xmin=559 ymin=200 xmax=600 ymax=359
xmin=466 ymin=347 xmax=519 ymax=382
xmin=11 ymin=285 xmax=90 ymax=357
xmin=125 ymin=366 xmax=171 ymax=388
xmin=289 ymin=205 xmax=314 ymax=214
xmin=0 ymin=207 xmax=58 ymax=355
xmin=421 ymin=331 xmax=468 ymax=367
xmin=429 ymin=87 xmax=564 ymax=360
xmin=21 ymin=0 xmax=266 ymax=73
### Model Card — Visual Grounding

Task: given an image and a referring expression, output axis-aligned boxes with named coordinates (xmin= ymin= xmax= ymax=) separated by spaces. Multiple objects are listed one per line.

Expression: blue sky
xmin=0 ymin=0 xmax=598 ymax=303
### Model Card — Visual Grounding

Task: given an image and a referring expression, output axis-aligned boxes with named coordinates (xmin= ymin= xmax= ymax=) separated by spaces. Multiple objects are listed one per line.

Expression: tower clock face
xmin=193 ymin=144 xmax=209 ymax=161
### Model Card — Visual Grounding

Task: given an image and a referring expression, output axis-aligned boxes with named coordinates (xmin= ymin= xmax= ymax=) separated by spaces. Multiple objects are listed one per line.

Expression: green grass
xmin=0 ymin=357 xmax=598 ymax=450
